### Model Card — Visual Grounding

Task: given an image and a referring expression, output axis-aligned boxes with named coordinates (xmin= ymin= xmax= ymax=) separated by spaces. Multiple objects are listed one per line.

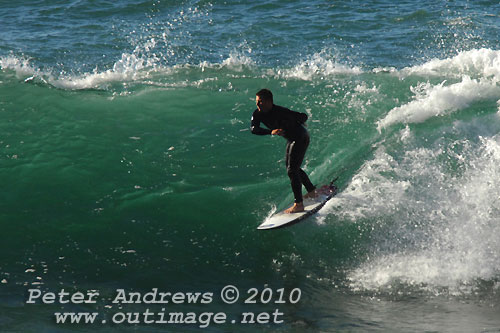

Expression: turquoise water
xmin=1 ymin=1 xmax=500 ymax=332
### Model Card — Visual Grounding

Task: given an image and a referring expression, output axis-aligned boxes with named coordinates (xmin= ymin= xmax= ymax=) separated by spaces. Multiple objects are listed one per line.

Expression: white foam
xmin=377 ymin=76 xmax=500 ymax=130
xmin=330 ymin=131 xmax=500 ymax=294
xmin=401 ymin=48 xmax=500 ymax=79
xmin=322 ymin=147 xmax=412 ymax=220
xmin=220 ymin=52 xmax=255 ymax=71
xmin=0 ymin=54 xmax=38 ymax=77
xmin=54 ymin=52 xmax=157 ymax=90
xmin=0 ymin=50 xmax=160 ymax=90
xmin=348 ymin=251 xmax=496 ymax=294
xmin=345 ymin=82 xmax=382 ymax=115
xmin=0 ymin=48 xmax=258 ymax=90
xmin=377 ymin=48 xmax=500 ymax=130
xmin=280 ymin=51 xmax=362 ymax=81
xmin=2 ymin=48 xmax=359 ymax=90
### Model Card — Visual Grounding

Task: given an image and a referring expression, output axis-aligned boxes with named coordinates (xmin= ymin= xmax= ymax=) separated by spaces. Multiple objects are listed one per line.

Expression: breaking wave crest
xmin=377 ymin=49 xmax=500 ymax=130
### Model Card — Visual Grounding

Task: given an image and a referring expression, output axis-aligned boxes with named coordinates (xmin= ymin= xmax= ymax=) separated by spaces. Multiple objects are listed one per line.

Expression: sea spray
xmin=327 ymin=119 xmax=500 ymax=294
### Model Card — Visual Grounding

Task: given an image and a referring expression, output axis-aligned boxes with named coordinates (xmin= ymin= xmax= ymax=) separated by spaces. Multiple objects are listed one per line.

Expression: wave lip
xmin=377 ymin=76 xmax=500 ymax=130
xmin=0 ymin=50 xmax=258 ymax=91
xmin=54 ymin=52 xmax=156 ymax=90
xmin=1 ymin=49 xmax=362 ymax=91
xmin=0 ymin=51 xmax=158 ymax=90
xmin=400 ymin=48 xmax=500 ymax=79
xmin=377 ymin=48 xmax=500 ymax=130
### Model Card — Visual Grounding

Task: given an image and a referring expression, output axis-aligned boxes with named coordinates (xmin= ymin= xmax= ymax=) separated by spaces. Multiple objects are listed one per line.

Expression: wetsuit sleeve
xmin=250 ymin=111 xmax=272 ymax=135
xmin=292 ymin=110 xmax=308 ymax=124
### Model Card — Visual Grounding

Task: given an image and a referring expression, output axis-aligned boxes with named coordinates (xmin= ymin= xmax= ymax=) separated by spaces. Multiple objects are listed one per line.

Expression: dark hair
xmin=256 ymin=89 xmax=273 ymax=102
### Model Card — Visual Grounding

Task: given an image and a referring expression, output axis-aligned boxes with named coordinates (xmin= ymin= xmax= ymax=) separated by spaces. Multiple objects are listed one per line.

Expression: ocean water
xmin=1 ymin=0 xmax=500 ymax=332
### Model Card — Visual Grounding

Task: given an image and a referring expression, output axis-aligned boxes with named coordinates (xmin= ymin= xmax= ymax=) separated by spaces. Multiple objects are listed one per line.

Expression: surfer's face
xmin=256 ymin=95 xmax=273 ymax=112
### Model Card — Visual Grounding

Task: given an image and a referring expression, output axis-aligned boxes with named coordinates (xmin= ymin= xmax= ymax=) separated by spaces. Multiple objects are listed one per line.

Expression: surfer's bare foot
xmin=303 ymin=189 xmax=317 ymax=199
xmin=285 ymin=202 xmax=304 ymax=214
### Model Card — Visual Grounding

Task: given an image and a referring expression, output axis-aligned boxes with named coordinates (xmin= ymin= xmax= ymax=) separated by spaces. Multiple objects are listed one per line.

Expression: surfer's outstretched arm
xmin=250 ymin=111 xmax=272 ymax=135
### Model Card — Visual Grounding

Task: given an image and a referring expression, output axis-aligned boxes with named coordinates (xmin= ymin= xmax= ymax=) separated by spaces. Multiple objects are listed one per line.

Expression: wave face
xmin=1 ymin=1 xmax=500 ymax=332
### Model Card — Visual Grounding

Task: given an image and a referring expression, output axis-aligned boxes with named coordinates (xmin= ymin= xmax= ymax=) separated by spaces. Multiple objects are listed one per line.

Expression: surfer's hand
xmin=272 ymin=129 xmax=284 ymax=136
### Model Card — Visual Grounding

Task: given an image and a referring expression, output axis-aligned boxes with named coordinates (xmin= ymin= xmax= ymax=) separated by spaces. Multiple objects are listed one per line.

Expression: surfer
xmin=251 ymin=89 xmax=316 ymax=213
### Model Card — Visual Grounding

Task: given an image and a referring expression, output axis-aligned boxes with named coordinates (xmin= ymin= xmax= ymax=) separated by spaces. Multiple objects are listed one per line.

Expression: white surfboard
xmin=257 ymin=183 xmax=337 ymax=230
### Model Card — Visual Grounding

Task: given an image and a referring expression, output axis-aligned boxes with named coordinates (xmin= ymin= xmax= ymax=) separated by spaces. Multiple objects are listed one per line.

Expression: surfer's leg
xmin=286 ymin=140 xmax=304 ymax=204
xmin=284 ymin=141 xmax=305 ymax=213
xmin=286 ymin=134 xmax=315 ymax=204
xmin=285 ymin=140 xmax=291 ymax=170
xmin=299 ymin=169 xmax=315 ymax=193
xmin=299 ymin=168 xmax=316 ymax=199
xmin=295 ymin=134 xmax=316 ymax=196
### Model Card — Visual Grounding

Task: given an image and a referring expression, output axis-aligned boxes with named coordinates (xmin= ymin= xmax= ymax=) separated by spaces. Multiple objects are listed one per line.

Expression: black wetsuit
xmin=251 ymin=104 xmax=315 ymax=203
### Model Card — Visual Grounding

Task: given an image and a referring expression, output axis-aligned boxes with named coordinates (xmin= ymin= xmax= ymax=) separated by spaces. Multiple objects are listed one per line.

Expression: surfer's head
xmin=256 ymin=89 xmax=273 ymax=112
